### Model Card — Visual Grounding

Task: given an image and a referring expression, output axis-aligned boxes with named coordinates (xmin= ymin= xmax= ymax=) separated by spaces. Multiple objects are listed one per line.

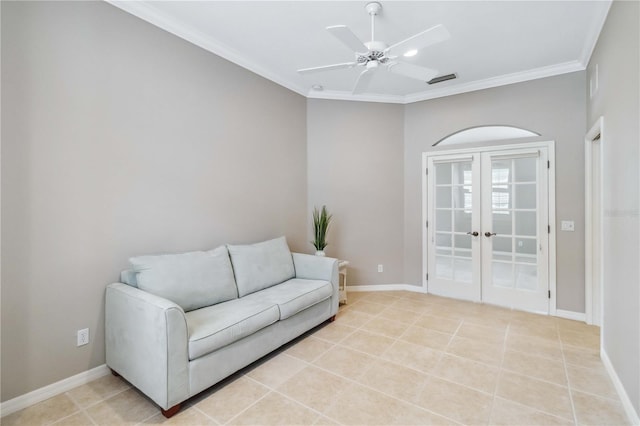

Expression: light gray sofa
xmin=105 ymin=237 xmax=339 ymax=418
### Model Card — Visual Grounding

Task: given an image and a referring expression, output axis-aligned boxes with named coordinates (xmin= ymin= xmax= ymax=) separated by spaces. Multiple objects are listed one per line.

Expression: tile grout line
xmin=66 ymin=384 xmax=132 ymax=410
xmin=285 ymin=335 xmax=338 ymax=364
xmin=190 ymin=404 xmax=222 ymax=425
xmin=310 ymin=353 xmax=464 ymax=425
xmin=318 ymin=309 xmax=466 ymax=425
xmin=77 ymin=386 xmax=135 ymax=425
xmin=332 ymin=310 xmax=520 ymax=399
xmin=220 ymin=380 xmax=276 ymax=426
xmin=136 ymin=409 xmax=162 ymax=425
xmin=48 ymin=391 xmax=92 ymax=426
xmin=487 ymin=321 xmax=511 ymax=425
xmin=561 ymin=339 xmax=581 ymax=425
xmin=502 ymin=319 xmax=579 ymax=423
xmin=275 ymin=302 xmax=466 ymax=425
xmin=242 ymin=371 xmax=342 ymax=425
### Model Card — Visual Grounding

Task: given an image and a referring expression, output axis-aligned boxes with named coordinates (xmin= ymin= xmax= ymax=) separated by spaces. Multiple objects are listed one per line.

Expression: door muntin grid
xmin=490 ymin=156 xmax=539 ymax=291
xmin=434 ymin=161 xmax=473 ymax=283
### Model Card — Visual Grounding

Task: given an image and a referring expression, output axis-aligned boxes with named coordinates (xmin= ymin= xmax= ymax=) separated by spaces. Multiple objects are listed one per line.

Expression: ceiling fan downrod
xmin=366 ymin=2 xmax=382 ymax=43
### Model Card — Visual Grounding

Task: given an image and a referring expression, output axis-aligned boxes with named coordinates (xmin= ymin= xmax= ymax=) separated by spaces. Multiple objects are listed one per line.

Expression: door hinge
xmin=426 ymin=168 xmax=429 ymax=175
xmin=548 ymin=225 xmax=551 ymax=234
xmin=426 ymin=273 xmax=429 ymax=281
xmin=548 ymin=290 xmax=551 ymax=299
xmin=547 ymin=160 xmax=550 ymax=169
xmin=426 ymin=220 xmax=429 ymax=228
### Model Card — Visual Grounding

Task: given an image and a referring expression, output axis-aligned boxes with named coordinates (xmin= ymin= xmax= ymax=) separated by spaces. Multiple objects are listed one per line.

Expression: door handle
xmin=484 ymin=232 xmax=497 ymax=237
xmin=466 ymin=231 xmax=479 ymax=237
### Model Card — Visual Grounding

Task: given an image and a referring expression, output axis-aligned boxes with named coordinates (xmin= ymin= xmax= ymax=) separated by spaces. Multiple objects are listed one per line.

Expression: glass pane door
xmin=481 ymin=149 xmax=549 ymax=313
xmin=427 ymin=155 xmax=481 ymax=302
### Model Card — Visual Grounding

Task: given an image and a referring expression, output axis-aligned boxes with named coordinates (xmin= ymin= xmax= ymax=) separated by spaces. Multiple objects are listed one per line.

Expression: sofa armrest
xmin=105 ymin=283 xmax=189 ymax=410
xmin=292 ymin=253 xmax=339 ymax=314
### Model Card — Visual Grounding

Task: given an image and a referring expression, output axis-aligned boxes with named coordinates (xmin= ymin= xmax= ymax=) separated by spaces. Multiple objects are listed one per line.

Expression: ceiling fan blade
xmin=297 ymin=62 xmax=358 ymax=74
xmin=387 ymin=24 xmax=450 ymax=54
xmin=388 ymin=61 xmax=439 ymax=82
xmin=327 ymin=25 xmax=368 ymax=53
xmin=352 ymin=68 xmax=375 ymax=94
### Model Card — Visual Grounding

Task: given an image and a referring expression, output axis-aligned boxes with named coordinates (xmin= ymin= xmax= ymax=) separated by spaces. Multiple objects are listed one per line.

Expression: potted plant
xmin=312 ymin=205 xmax=332 ymax=256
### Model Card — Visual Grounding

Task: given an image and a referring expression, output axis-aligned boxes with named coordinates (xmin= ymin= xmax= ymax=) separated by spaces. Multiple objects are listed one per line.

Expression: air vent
xmin=427 ymin=73 xmax=457 ymax=85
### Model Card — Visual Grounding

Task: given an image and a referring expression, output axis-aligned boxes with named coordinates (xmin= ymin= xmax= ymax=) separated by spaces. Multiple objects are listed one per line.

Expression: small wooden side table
xmin=338 ymin=260 xmax=349 ymax=304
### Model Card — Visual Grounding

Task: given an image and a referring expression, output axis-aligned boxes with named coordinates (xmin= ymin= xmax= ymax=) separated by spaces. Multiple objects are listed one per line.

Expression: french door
xmin=424 ymin=146 xmax=551 ymax=314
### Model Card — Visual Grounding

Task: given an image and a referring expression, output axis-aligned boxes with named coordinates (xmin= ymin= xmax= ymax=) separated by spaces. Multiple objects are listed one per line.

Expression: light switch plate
xmin=561 ymin=220 xmax=575 ymax=231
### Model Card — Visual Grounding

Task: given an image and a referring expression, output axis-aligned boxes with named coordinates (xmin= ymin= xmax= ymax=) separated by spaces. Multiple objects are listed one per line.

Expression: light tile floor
xmin=2 ymin=291 xmax=631 ymax=425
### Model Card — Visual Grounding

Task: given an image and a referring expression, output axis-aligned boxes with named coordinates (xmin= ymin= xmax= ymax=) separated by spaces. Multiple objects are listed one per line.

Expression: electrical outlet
xmin=77 ymin=328 xmax=89 ymax=347
xmin=561 ymin=220 xmax=575 ymax=231
xmin=377 ymin=264 xmax=383 ymax=273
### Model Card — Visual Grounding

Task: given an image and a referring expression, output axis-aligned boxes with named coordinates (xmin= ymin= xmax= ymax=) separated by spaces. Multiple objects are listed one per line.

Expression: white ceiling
xmin=109 ymin=1 xmax=611 ymax=104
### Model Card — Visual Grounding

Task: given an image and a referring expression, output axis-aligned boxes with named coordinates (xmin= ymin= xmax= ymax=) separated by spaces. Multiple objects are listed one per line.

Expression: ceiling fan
xmin=297 ymin=2 xmax=450 ymax=94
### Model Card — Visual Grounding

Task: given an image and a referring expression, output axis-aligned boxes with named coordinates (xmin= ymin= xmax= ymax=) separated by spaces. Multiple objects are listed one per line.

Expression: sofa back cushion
xmin=129 ymin=246 xmax=238 ymax=312
xmin=120 ymin=269 xmax=138 ymax=287
xmin=227 ymin=236 xmax=295 ymax=297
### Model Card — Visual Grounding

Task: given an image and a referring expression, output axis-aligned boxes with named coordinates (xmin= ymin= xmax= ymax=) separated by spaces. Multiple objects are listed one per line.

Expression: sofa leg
xmin=161 ymin=404 xmax=181 ymax=418
xmin=110 ymin=369 xmax=120 ymax=377
xmin=328 ymin=315 xmax=336 ymax=322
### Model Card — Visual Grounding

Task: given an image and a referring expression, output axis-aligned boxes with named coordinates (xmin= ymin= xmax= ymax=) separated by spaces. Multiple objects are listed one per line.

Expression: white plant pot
xmin=315 ymin=250 xmax=326 ymax=257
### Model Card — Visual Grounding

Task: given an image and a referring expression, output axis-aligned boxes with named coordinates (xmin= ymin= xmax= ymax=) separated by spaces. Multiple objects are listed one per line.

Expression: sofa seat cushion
xmin=185 ymin=298 xmax=279 ymax=360
xmin=244 ymin=278 xmax=332 ymax=320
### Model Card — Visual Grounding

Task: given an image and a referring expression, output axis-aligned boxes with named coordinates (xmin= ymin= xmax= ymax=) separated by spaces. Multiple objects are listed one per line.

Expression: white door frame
xmin=585 ymin=117 xmax=604 ymax=325
xmin=422 ymin=140 xmax=557 ymax=315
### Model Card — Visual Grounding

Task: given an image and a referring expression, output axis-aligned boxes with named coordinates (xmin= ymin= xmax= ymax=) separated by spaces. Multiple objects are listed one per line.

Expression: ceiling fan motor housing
xmin=357 ymin=40 xmax=389 ymax=66
xmin=357 ymin=51 xmax=389 ymax=65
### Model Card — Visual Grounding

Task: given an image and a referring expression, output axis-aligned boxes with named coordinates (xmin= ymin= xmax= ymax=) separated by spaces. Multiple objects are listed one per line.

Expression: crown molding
xmin=403 ymin=60 xmax=585 ymax=104
xmin=306 ymin=90 xmax=405 ymax=104
xmin=106 ymin=1 xmax=604 ymax=105
xmin=106 ymin=0 xmax=308 ymax=97
xmin=579 ymin=0 xmax=612 ymax=67
xmin=308 ymin=61 xmax=585 ymax=105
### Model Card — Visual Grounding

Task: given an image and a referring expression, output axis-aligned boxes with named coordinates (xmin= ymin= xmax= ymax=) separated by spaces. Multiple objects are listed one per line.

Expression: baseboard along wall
xmin=601 ymin=348 xmax=640 ymax=425
xmin=0 ymin=364 xmax=110 ymax=418
xmin=555 ymin=309 xmax=587 ymax=322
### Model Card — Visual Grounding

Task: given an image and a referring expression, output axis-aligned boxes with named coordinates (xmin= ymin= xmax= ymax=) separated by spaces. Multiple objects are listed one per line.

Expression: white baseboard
xmin=555 ymin=309 xmax=586 ymax=322
xmin=0 ymin=364 xmax=110 ymax=418
xmin=347 ymin=284 xmax=426 ymax=293
xmin=601 ymin=348 xmax=640 ymax=425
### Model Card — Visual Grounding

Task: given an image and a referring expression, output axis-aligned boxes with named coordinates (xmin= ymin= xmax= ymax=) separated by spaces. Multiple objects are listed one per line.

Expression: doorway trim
xmin=422 ymin=140 xmax=557 ymax=315
xmin=585 ymin=117 xmax=604 ymax=326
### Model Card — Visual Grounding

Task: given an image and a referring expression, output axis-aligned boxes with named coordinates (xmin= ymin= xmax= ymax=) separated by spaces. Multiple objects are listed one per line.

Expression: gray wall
xmin=587 ymin=0 xmax=640 ymax=416
xmin=404 ymin=72 xmax=587 ymax=312
xmin=307 ymin=99 xmax=405 ymax=286
xmin=1 ymin=1 xmax=307 ymax=401
xmin=306 ymin=72 xmax=588 ymax=315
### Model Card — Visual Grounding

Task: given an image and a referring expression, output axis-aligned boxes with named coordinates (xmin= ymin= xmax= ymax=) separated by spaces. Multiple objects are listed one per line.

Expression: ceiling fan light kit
xmin=297 ymin=1 xmax=450 ymax=94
